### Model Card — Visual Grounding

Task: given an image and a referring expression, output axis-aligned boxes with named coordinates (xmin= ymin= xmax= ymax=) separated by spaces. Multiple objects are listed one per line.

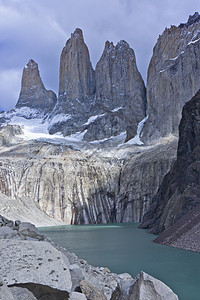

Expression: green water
xmin=39 ymin=223 xmax=200 ymax=300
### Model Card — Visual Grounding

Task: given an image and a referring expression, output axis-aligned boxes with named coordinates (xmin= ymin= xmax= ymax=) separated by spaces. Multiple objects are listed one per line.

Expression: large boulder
xmin=129 ymin=271 xmax=178 ymax=300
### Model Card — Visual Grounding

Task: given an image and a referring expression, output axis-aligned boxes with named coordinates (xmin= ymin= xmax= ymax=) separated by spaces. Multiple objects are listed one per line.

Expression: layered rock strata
xmin=0 ymin=132 xmax=176 ymax=225
xmin=16 ymin=59 xmax=57 ymax=116
xmin=141 ymin=89 xmax=200 ymax=237
xmin=0 ymin=215 xmax=179 ymax=299
xmin=142 ymin=12 xmax=200 ymax=143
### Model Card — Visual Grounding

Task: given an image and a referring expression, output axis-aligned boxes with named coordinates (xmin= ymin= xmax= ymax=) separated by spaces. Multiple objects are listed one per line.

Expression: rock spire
xmin=59 ymin=28 xmax=95 ymax=101
xmin=16 ymin=59 xmax=57 ymax=115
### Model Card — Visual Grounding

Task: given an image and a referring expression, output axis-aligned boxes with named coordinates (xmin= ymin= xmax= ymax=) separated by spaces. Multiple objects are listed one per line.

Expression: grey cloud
xmin=0 ymin=0 xmax=200 ymax=110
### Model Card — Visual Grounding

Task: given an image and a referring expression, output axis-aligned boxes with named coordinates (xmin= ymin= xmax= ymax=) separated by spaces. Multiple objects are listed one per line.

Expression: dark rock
xmin=9 ymin=283 xmax=69 ymax=300
xmin=140 ymin=89 xmax=200 ymax=235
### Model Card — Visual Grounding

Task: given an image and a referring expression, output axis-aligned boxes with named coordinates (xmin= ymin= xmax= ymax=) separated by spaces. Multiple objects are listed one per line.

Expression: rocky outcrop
xmin=0 ymin=215 xmax=179 ymax=299
xmin=140 ymin=89 xmax=200 ymax=236
xmin=129 ymin=271 xmax=178 ymax=300
xmin=142 ymin=12 xmax=200 ymax=144
xmin=16 ymin=59 xmax=57 ymax=116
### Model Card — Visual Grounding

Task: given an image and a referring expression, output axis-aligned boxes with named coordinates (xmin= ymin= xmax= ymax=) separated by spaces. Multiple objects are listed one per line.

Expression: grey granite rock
xmin=48 ymin=29 xmax=146 ymax=142
xmin=16 ymin=59 xmax=57 ymax=116
xmin=0 ymin=278 xmax=15 ymax=300
xmin=0 ymin=136 xmax=177 ymax=225
xmin=142 ymin=13 xmax=200 ymax=144
xmin=129 ymin=271 xmax=178 ymax=300
xmin=0 ymin=239 xmax=72 ymax=293
xmin=70 ymin=292 xmax=87 ymax=300
xmin=80 ymin=280 xmax=107 ymax=300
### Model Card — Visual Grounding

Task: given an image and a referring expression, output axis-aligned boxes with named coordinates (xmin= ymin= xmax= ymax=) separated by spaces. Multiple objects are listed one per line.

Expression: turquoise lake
xmin=39 ymin=223 xmax=200 ymax=300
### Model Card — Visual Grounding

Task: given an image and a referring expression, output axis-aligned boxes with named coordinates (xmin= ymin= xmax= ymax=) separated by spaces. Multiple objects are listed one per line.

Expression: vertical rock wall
xmin=142 ymin=13 xmax=200 ymax=144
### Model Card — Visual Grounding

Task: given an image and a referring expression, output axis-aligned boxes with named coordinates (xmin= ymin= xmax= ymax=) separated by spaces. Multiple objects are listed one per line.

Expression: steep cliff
xmin=83 ymin=40 xmax=146 ymax=142
xmin=142 ymin=12 xmax=200 ymax=143
xmin=141 ymin=89 xmax=200 ymax=236
xmin=116 ymin=140 xmax=177 ymax=223
xmin=49 ymin=29 xmax=146 ymax=142
xmin=0 ymin=134 xmax=176 ymax=225
xmin=16 ymin=59 xmax=57 ymax=116
xmin=48 ymin=28 xmax=96 ymax=136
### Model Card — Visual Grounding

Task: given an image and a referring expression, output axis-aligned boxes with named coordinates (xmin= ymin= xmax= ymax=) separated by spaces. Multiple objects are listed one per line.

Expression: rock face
xmin=59 ymin=28 xmax=95 ymax=102
xmin=141 ymin=89 xmax=200 ymax=236
xmin=0 ymin=215 xmax=179 ymax=299
xmin=154 ymin=204 xmax=200 ymax=252
xmin=142 ymin=12 xmax=200 ymax=144
xmin=129 ymin=271 xmax=179 ymax=300
xmin=0 ymin=135 xmax=176 ymax=225
xmin=84 ymin=40 xmax=146 ymax=142
xmin=49 ymin=28 xmax=146 ymax=142
xmin=16 ymin=59 xmax=57 ymax=116
xmin=116 ymin=140 xmax=177 ymax=223
xmin=49 ymin=28 xmax=96 ymax=136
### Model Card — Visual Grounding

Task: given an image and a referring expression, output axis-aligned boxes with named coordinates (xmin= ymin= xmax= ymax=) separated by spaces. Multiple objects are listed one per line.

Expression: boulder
xmin=80 ymin=280 xmax=107 ymax=300
xmin=70 ymin=291 xmax=87 ymax=300
xmin=0 ymin=278 xmax=15 ymax=300
xmin=0 ymin=239 xmax=72 ymax=294
xmin=129 ymin=271 xmax=179 ymax=300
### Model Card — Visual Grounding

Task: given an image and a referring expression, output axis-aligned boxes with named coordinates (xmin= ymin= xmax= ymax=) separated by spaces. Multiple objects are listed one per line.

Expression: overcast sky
xmin=0 ymin=0 xmax=199 ymax=111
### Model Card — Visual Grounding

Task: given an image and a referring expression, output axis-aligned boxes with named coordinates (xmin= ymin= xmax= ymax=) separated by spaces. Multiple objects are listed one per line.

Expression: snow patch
xmin=68 ymin=130 xmax=88 ymax=141
xmin=84 ymin=114 xmax=105 ymax=125
xmin=49 ymin=113 xmax=71 ymax=125
xmin=119 ymin=115 xmax=149 ymax=146
xmin=187 ymin=37 xmax=200 ymax=45
xmin=90 ymin=131 xmax=126 ymax=144
xmin=111 ymin=106 xmax=123 ymax=112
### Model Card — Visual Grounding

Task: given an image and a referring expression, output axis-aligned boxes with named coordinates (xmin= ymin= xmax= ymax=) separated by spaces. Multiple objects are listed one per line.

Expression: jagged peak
xmin=25 ymin=59 xmax=38 ymax=69
xmin=71 ymin=28 xmax=84 ymax=40
xmin=104 ymin=40 xmax=130 ymax=54
xmin=116 ymin=40 xmax=130 ymax=49
xmin=179 ymin=12 xmax=200 ymax=28
xmin=104 ymin=41 xmax=114 ymax=50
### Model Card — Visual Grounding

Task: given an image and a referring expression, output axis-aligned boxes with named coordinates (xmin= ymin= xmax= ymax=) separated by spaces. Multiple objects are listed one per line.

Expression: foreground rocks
xmin=129 ymin=272 xmax=178 ymax=300
xmin=0 ymin=215 xmax=179 ymax=299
